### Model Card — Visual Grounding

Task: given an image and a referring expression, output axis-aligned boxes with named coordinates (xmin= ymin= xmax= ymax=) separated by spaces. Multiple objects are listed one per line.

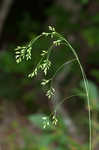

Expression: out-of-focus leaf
xmin=75 ymin=80 xmax=99 ymax=110
xmin=28 ymin=114 xmax=45 ymax=128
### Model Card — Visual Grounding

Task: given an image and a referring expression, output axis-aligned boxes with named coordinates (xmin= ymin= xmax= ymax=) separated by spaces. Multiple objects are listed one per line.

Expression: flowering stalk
xmin=14 ymin=26 xmax=92 ymax=150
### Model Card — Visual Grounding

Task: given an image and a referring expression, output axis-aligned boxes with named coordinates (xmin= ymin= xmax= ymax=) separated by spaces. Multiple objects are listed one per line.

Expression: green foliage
xmin=14 ymin=26 xmax=92 ymax=150
xmin=29 ymin=114 xmax=45 ymax=128
xmin=74 ymin=80 xmax=99 ymax=110
xmin=5 ymin=118 xmax=89 ymax=150
xmin=0 ymin=1 xmax=99 ymax=149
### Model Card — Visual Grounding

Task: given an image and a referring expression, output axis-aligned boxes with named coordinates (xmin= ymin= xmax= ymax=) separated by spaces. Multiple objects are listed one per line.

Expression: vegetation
xmin=15 ymin=25 xmax=92 ymax=150
xmin=0 ymin=0 xmax=99 ymax=150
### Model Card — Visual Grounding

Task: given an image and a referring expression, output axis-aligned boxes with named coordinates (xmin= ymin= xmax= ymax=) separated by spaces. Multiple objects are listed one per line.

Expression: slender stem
xmin=64 ymin=40 xmax=92 ymax=150
xmin=49 ymin=58 xmax=76 ymax=90
xmin=53 ymin=31 xmax=91 ymax=150
xmin=55 ymin=93 xmax=82 ymax=112
xmin=51 ymin=58 xmax=76 ymax=80
xmin=26 ymin=30 xmax=92 ymax=150
xmin=47 ymin=45 xmax=54 ymax=60
xmin=30 ymin=34 xmax=43 ymax=46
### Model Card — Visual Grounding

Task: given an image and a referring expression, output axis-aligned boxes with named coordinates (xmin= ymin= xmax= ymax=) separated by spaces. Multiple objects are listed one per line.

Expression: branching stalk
xmin=15 ymin=26 xmax=92 ymax=150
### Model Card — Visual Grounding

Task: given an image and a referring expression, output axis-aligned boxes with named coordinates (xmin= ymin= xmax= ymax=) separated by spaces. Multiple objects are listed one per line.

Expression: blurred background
xmin=0 ymin=0 xmax=99 ymax=149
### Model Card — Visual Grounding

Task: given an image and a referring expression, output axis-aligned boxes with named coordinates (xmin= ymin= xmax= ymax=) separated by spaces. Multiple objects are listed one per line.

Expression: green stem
xmin=53 ymin=31 xmax=91 ymax=150
xmin=27 ymin=31 xmax=92 ymax=150
xmin=64 ymin=40 xmax=92 ymax=150
xmin=47 ymin=45 xmax=54 ymax=60
xmin=30 ymin=34 xmax=43 ymax=46
xmin=55 ymin=93 xmax=82 ymax=112
xmin=51 ymin=58 xmax=76 ymax=80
